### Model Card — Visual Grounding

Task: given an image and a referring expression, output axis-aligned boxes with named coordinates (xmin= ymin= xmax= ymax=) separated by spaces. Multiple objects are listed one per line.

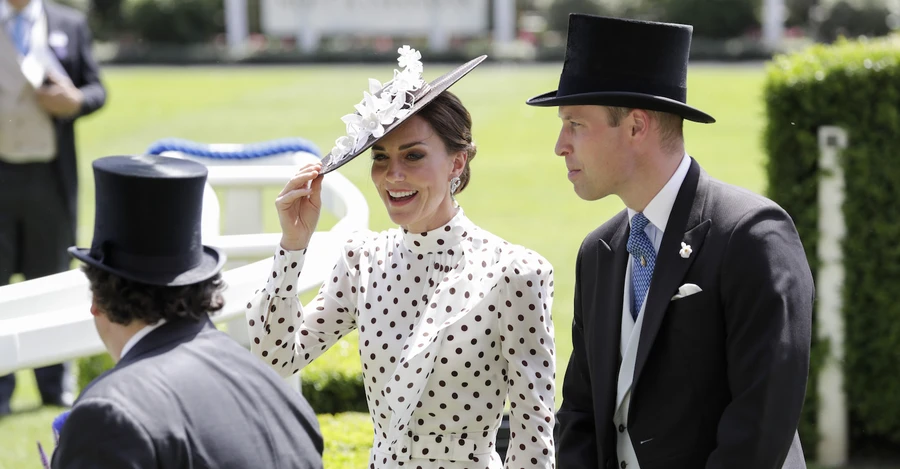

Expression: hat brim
xmin=320 ymin=55 xmax=488 ymax=175
xmin=525 ymin=90 xmax=716 ymax=124
xmin=68 ymin=245 xmax=226 ymax=287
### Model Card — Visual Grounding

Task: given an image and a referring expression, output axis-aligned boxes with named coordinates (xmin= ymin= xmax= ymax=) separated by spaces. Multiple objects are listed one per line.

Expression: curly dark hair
xmin=82 ymin=265 xmax=226 ymax=326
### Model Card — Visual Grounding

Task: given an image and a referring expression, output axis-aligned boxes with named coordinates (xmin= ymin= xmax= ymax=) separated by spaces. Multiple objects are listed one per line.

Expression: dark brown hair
xmin=606 ymin=106 xmax=684 ymax=154
xmin=416 ymin=91 xmax=477 ymax=194
xmin=82 ymin=265 xmax=225 ymax=326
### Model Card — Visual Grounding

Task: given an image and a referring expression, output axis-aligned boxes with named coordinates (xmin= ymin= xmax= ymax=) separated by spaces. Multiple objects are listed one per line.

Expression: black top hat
xmin=69 ymin=155 xmax=226 ymax=286
xmin=320 ymin=48 xmax=487 ymax=175
xmin=526 ymin=14 xmax=715 ymax=123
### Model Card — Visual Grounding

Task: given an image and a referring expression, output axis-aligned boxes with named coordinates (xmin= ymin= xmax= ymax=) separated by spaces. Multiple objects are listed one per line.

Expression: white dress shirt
xmin=119 ymin=319 xmax=168 ymax=361
xmin=626 ymin=153 xmax=692 ymax=254
xmin=616 ymin=153 xmax=691 ymax=469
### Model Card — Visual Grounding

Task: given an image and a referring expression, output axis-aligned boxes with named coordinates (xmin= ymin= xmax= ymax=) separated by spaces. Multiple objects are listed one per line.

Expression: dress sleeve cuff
xmin=264 ymin=246 xmax=307 ymax=296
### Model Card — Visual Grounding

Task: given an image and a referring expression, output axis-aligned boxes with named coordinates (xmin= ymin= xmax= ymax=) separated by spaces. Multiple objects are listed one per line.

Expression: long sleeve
xmin=246 ymin=244 xmax=361 ymax=378
xmin=555 ymin=242 xmax=599 ymax=469
xmin=500 ymin=252 xmax=557 ymax=469
xmin=52 ymin=398 xmax=155 ymax=469
xmin=73 ymin=17 xmax=105 ymax=118
xmin=706 ymin=206 xmax=814 ymax=469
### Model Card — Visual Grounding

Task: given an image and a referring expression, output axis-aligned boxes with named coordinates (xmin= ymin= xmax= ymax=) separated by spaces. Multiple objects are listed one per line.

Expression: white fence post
xmin=224 ymin=0 xmax=249 ymax=55
xmin=816 ymin=125 xmax=849 ymax=467
xmin=762 ymin=0 xmax=786 ymax=51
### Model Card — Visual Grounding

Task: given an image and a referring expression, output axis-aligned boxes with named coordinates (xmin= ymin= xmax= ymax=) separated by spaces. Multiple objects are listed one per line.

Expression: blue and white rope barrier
xmin=146 ymin=137 xmax=321 ymax=160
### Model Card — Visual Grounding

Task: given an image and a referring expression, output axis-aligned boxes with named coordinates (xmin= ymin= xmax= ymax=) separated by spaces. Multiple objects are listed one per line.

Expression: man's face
xmin=554 ymin=105 xmax=636 ymax=201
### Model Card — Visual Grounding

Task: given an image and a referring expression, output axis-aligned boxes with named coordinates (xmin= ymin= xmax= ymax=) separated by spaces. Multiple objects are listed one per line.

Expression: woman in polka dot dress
xmin=246 ymin=51 xmax=556 ymax=469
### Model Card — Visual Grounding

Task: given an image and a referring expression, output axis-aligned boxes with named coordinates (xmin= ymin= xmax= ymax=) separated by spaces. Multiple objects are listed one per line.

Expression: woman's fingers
xmin=278 ymin=164 xmax=322 ymax=197
xmin=275 ymin=187 xmax=313 ymax=208
xmin=308 ymin=174 xmax=324 ymax=208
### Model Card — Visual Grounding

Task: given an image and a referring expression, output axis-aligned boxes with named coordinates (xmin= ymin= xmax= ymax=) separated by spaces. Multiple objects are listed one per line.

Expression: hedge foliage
xmin=300 ymin=331 xmax=367 ymax=414
xmin=763 ymin=33 xmax=900 ymax=456
xmin=542 ymin=0 xmax=895 ymax=42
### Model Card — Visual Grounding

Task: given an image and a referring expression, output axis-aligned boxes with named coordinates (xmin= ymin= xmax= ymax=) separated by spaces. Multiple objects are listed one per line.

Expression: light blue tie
xmin=627 ymin=213 xmax=656 ymax=320
xmin=11 ymin=12 xmax=29 ymax=56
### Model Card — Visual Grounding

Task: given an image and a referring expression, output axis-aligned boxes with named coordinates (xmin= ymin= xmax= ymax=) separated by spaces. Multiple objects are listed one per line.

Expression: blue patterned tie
xmin=11 ymin=12 xmax=29 ymax=56
xmin=627 ymin=213 xmax=656 ymax=320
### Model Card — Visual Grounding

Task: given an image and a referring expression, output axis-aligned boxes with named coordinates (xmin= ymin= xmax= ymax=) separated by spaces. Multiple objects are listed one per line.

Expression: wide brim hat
xmin=69 ymin=155 xmax=226 ymax=287
xmin=320 ymin=48 xmax=487 ymax=175
xmin=526 ymin=14 xmax=715 ymax=124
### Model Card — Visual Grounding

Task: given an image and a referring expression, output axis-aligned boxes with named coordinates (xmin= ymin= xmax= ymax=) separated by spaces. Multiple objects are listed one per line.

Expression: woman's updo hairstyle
xmin=416 ymin=91 xmax=477 ymax=194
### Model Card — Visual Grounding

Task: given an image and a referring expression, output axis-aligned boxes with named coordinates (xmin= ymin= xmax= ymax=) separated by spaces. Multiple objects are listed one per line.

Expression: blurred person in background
xmin=0 ymin=0 xmax=107 ymax=416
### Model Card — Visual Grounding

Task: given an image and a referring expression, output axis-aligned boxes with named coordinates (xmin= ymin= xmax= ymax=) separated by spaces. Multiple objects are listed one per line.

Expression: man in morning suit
xmin=0 ymin=0 xmax=107 ymax=414
xmin=52 ymin=155 xmax=323 ymax=469
xmin=526 ymin=14 xmax=814 ymax=469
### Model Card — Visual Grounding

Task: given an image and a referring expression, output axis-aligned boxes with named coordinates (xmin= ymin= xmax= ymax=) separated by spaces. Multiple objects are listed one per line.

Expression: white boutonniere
xmin=679 ymin=242 xmax=692 ymax=259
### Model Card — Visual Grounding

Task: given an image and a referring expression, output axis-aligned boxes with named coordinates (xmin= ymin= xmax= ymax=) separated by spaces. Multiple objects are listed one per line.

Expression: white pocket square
xmin=671 ymin=283 xmax=702 ymax=301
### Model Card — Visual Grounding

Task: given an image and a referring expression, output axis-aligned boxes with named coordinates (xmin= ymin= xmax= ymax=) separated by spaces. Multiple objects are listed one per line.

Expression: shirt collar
xmin=1 ymin=0 xmax=42 ymax=23
xmin=627 ymin=153 xmax=691 ymax=233
xmin=401 ymin=206 xmax=474 ymax=255
xmin=119 ymin=319 xmax=168 ymax=361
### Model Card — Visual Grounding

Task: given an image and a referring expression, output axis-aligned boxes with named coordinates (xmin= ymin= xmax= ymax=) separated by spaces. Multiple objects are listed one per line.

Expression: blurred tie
xmin=626 ymin=212 xmax=656 ymax=320
xmin=12 ymin=12 xmax=29 ymax=56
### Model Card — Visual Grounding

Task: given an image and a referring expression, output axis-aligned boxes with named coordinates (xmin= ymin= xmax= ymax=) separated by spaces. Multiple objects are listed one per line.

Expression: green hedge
xmin=300 ymin=331 xmax=367 ymax=414
xmin=319 ymin=412 xmax=373 ymax=467
xmin=544 ymin=0 xmax=761 ymax=39
xmin=763 ymin=33 xmax=900 ymax=458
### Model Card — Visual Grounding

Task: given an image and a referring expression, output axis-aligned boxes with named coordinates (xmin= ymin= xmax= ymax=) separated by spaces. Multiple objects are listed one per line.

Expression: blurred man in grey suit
xmin=52 ymin=155 xmax=323 ymax=469
xmin=0 ymin=0 xmax=107 ymax=414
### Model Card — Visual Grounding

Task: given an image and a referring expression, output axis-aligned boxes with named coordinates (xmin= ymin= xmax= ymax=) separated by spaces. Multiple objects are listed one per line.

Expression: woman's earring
xmin=449 ymin=176 xmax=461 ymax=195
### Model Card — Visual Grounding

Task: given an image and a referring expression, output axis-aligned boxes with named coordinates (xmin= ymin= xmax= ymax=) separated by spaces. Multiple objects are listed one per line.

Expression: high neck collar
xmin=401 ymin=207 xmax=473 ymax=255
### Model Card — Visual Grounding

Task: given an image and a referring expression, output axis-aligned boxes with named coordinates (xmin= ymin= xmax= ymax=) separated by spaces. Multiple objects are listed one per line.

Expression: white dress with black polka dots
xmin=246 ymin=208 xmax=556 ymax=469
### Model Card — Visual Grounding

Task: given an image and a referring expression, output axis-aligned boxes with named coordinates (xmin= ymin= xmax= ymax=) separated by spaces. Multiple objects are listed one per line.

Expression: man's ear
xmin=630 ymin=109 xmax=651 ymax=138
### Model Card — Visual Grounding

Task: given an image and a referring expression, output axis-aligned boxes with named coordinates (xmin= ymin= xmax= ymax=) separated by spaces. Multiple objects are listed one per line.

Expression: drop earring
xmin=449 ymin=176 xmax=461 ymax=195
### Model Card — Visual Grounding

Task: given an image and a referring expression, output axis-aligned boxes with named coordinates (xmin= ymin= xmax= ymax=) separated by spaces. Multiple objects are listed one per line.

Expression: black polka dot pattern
xmin=245 ymin=209 xmax=557 ymax=468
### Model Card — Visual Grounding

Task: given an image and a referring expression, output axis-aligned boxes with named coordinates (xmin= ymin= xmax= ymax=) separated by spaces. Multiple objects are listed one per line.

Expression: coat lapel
xmin=593 ymin=213 xmax=629 ymax=421
xmin=632 ymin=159 xmax=711 ymax=389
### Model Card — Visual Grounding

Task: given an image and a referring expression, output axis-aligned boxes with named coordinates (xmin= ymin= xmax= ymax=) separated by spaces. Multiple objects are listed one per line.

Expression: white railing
xmin=0 ymin=150 xmax=369 ymax=378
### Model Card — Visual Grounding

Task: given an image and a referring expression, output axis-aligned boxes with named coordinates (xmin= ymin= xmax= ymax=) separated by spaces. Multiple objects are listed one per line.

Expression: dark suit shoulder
xmin=75 ymin=327 xmax=323 ymax=468
xmin=703 ymin=175 xmax=793 ymax=230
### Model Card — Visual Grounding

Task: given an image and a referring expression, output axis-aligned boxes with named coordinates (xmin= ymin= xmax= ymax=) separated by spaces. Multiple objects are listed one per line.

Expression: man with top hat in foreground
xmin=51 ymin=155 xmax=323 ymax=469
xmin=527 ymin=14 xmax=813 ymax=469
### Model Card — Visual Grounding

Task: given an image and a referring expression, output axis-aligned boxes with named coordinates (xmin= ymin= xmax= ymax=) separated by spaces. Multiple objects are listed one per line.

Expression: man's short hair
xmin=606 ymin=106 xmax=684 ymax=153
xmin=83 ymin=265 xmax=226 ymax=325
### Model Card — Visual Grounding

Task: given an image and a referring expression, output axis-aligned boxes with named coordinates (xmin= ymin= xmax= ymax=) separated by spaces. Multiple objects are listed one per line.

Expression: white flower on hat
xmin=329 ymin=45 xmax=426 ymax=163
xmin=398 ymin=45 xmax=423 ymax=72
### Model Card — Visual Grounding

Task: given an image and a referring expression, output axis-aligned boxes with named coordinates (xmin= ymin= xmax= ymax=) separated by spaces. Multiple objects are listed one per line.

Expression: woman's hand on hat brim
xmin=276 ymin=163 xmax=323 ymax=252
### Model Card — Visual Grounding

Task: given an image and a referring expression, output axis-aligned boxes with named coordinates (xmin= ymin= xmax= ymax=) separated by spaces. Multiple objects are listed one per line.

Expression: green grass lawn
xmin=0 ymin=62 xmax=845 ymax=468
